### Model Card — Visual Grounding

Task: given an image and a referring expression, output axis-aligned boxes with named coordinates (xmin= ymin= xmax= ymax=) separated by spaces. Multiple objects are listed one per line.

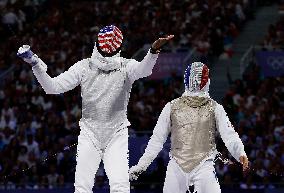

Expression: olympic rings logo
xmin=267 ymin=56 xmax=284 ymax=70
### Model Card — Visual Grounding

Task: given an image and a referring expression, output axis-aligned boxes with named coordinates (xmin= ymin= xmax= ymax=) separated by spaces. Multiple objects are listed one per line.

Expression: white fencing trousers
xmin=163 ymin=159 xmax=221 ymax=193
xmin=74 ymin=128 xmax=130 ymax=193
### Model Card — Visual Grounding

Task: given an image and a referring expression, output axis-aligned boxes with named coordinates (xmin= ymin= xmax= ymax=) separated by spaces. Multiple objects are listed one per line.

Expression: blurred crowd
xmin=0 ymin=0 xmax=283 ymax=191
xmin=261 ymin=16 xmax=284 ymax=50
xmin=0 ymin=0 xmax=256 ymax=70
xmin=219 ymin=63 xmax=284 ymax=189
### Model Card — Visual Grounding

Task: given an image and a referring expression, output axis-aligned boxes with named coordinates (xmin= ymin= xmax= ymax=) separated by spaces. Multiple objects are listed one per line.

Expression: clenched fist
xmin=129 ymin=165 xmax=144 ymax=181
xmin=17 ymin=45 xmax=39 ymax=66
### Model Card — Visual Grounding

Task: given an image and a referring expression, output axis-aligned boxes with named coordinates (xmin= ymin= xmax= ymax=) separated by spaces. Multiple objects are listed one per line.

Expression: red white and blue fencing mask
xmin=97 ymin=25 xmax=123 ymax=57
xmin=184 ymin=62 xmax=210 ymax=92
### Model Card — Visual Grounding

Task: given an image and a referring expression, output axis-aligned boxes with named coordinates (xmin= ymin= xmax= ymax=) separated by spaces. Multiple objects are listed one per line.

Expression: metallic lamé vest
xmin=80 ymin=59 xmax=131 ymax=146
xmin=170 ymin=96 xmax=217 ymax=173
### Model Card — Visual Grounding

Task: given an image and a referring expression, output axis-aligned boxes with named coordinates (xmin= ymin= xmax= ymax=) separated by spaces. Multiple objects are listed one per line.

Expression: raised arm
xmin=126 ymin=51 xmax=159 ymax=82
xmin=18 ymin=45 xmax=84 ymax=94
xmin=127 ymin=35 xmax=174 ymax=82
xmin=129 ymin=102 xmax=171 ymax=180
xmin=32 ymin=60 xmax=84 ymax=94
xmin=215 ymin=103 xmax=249 ymax=171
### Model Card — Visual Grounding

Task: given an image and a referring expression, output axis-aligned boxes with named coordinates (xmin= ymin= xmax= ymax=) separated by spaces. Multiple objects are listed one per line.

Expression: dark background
xmin=0 ymin=0 xmax=283 ymax=192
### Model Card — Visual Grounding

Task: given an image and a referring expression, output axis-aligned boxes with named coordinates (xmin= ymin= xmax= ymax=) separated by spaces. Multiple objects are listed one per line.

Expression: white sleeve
xmin=137 ymin=102 xmax=171 ymax=170
xmin=215 ymin=103 xmax=247 ymax=162
xmin=126 ymin=49 xmax=159 ymax=82
xmin=32 ymin=59 xmax=85 ymax=94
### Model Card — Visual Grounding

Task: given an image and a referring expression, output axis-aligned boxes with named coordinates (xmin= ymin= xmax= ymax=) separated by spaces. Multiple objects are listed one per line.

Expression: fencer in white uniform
xmin=17 ymin=25 xmax=174 ymax=193
xmin=129 ymin=62 xmax=249 ymax=193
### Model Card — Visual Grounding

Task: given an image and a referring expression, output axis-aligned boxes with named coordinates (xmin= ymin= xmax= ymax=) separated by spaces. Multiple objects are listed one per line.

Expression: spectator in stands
xmin=1 ymin=7 xmax=19 ymax=35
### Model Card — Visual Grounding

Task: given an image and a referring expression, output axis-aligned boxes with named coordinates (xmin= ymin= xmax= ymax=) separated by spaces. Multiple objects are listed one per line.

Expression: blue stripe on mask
xmin=184 ymin=64 xmax=191 ymax=90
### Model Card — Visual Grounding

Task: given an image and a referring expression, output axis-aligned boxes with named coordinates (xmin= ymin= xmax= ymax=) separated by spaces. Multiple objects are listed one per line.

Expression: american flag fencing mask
xmin=97 ymin=25 xmax=123 ymax=55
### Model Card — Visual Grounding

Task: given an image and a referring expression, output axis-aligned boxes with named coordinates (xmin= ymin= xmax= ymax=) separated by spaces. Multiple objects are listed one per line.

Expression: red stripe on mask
xmin=200 ymin=65 xmax=209 ymax=90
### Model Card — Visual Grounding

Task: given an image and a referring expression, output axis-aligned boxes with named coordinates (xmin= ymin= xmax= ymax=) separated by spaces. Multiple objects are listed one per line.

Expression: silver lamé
xmin=170 ymin=96 xmax=217 ymax=173
xmin=80 ymin=58 xmax=132 ymax=149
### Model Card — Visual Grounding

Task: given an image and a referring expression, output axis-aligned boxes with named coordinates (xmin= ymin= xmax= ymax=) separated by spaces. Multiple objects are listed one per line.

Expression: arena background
xmin=0 ymin=0 xmax=283 ymax=193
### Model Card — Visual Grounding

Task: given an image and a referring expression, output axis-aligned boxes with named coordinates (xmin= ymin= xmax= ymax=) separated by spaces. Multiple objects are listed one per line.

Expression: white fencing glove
xmin=129 ymin=165 xmax=145 ymax=181
xmin=17 ymin=45 xmax=39 ymax=66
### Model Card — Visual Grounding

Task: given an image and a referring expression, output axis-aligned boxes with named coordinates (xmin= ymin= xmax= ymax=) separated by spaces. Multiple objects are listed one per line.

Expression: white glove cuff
xmin=32 ymin=57 xmax=47 ymax=73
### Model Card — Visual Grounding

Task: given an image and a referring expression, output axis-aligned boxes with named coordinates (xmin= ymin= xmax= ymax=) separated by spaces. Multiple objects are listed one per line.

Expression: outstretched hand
xmin=151 ymin=35 xmax=174 ymax=51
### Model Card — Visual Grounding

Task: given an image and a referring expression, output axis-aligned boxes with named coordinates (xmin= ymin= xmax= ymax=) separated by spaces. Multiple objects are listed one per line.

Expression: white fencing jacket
xmin=31 ymin=47 xmax=158 ymax=149
xmin=136 ymin=89 xmax=247 ymax=171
